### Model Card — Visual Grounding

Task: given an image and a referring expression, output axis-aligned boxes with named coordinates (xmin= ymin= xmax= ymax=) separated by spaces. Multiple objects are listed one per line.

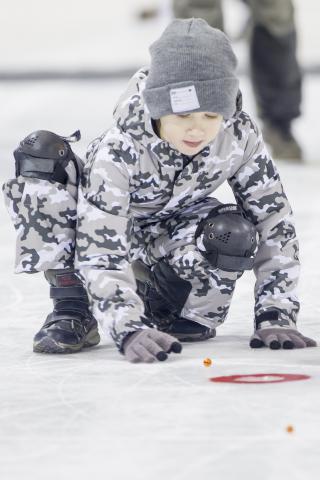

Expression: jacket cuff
xmin=110 ymin=316 xmax=150 ymax=353
xmin=255 ymin=310 xmax=297 ymax=331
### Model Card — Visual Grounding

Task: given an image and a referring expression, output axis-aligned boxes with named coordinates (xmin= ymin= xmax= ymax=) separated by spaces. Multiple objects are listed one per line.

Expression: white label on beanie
xmin=170 ymin=86 xmax=200 ymax=113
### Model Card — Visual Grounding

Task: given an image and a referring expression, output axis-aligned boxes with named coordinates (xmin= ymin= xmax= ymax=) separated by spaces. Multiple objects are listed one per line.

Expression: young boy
xmin=3 ymin=19 xmax=316 ymax=362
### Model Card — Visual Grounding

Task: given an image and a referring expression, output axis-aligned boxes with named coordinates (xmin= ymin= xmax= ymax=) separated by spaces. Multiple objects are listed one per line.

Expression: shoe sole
xmin=169 ymin=329 xmax=216 ymax=343
xmin=33 ymin=328 xmax=100 ymax=354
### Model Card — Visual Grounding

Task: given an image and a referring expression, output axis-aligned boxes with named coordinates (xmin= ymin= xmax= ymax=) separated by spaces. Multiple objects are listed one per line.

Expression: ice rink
xmin=1 ymin=1 xmax=320 ymax=479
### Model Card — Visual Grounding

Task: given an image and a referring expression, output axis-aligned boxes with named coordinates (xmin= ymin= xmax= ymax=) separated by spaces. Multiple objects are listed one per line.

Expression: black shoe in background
xmin=262 ymin=121 xmax=303 ymax=162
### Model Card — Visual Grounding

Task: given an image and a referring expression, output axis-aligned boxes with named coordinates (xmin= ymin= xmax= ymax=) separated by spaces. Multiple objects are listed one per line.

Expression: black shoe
xmin=33 ymin=270 xmax=100 ymax=354
xmin=262 ymin=121 xmax=303 ymax=161
xmin=161 ymin=318 xmax=216 ymax=342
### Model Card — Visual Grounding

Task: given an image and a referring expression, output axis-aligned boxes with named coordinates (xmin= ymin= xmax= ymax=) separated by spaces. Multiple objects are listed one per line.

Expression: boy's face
xmin=158 ymin=112 xmax=223 ymax=155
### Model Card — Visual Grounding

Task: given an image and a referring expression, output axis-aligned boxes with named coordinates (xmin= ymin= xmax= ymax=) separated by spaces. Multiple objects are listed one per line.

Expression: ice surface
xmin=1 ymin=1 xmax=320 ymax=479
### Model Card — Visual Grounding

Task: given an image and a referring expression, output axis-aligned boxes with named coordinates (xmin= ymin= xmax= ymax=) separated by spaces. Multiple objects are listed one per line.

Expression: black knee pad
xmin=195 ymin=204 xmax=257 ymax=272
xmin=14 ymin=130 xmax=82 ymax=185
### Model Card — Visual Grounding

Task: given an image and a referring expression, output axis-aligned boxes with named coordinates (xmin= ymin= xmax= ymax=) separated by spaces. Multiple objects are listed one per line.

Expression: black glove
xmin=123 ymin=329 xmax=182 ymax=363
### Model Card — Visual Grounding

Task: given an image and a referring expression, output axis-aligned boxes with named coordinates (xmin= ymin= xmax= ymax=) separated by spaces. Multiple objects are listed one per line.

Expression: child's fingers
xmin=131 ymin=344 xmax=156 ymax=363
xmin=142 ymin=336 xmax=168 ymax=361
xmin=148 ymin=330 xmax=182 ymax=354
xmin=300 ymin=335 xmax=317 ymax=347
xmin=249 ymin=333 xmax=264 ymax=348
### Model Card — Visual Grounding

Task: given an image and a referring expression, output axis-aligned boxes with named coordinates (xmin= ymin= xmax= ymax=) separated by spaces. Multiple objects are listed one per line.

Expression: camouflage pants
xmin=152 ymin=244 xmax=241 ymax=329
xmin=3 ymin=172 xmax=241 ymax=329
xmin=131 ymin=198 xmax=243 ymax=329
xmin=2 ymin=159 xmax=79 ymax=273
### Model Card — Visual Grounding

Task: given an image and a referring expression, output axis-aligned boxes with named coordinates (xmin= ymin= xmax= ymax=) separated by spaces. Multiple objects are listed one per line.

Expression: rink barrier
xmin=1 ymin=64 xmax=320 ymax=81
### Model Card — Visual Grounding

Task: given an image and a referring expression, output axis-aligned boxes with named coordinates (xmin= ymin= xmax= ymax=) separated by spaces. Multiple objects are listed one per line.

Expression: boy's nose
xmin=187 ymin=125 xmax=204 ymax=136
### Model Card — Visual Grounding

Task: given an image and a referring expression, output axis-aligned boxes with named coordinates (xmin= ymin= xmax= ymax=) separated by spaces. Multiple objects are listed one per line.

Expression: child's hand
xmin=249 ymin=327 xmax=317 ymax=350
xmin=123 ymin=329 xmax=182 ymax=363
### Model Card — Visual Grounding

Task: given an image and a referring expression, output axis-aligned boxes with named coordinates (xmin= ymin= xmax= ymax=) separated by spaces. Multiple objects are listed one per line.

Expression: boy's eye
xmin=177 ymin=114 xmax=190 ymax=118
xmin=206 ymin=114 xmax=218 ymax=119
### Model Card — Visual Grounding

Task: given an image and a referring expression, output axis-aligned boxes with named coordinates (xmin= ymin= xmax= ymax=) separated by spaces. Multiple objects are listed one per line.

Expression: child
xmin=3 ymin=19 xmax=316 ymax=362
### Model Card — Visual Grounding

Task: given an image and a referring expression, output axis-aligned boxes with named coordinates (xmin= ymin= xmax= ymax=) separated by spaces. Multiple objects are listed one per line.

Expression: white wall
xmin=0 ymin=0 xmax=319 ymax=72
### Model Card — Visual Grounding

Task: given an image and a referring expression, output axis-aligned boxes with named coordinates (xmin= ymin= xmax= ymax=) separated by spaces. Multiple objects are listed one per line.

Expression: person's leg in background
xmin=172 ymin=0 xmax=303 ymax=161
xmin=247 ymin=0 xmax=303 ymax=160
xmin=172 ymin=0 xmax=224 ymax=31
xmin=2 ymin=130 xmax=100 ymax=353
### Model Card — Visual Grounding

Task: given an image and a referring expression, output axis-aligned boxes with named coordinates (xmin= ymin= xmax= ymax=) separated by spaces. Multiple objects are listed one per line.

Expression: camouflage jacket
xmin=75 ymin=67 xmax=300 ymax=351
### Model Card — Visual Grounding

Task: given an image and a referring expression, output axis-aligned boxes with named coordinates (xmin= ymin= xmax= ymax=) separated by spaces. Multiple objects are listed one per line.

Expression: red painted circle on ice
xmin=210 ymin=373 xmax=310 ymax=384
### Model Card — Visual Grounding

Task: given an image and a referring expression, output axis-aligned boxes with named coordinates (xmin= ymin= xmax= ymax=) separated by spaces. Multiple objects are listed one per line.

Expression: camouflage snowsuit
xmin=3 ymin=67 xmax=300 ymax=351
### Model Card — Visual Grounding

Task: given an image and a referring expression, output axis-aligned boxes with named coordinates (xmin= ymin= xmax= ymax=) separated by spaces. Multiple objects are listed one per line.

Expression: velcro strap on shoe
xmin=50 ymin=285 xmax=86 ymax=299
xmin=55 ymin=272 xmax=82 ymax=287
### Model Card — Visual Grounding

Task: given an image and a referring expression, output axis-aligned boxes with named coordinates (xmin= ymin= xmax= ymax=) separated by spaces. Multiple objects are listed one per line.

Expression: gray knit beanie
xmin=143 ymin=18 xmax=239 ymax=119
